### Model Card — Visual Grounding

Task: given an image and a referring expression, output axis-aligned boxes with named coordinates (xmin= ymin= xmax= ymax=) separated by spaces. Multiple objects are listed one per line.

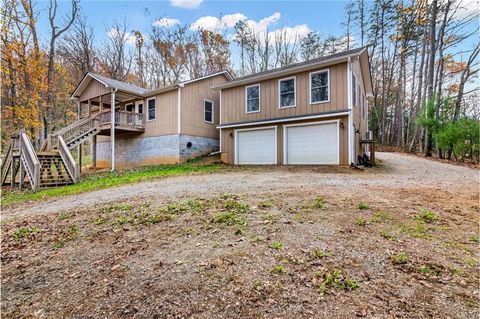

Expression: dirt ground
xmin=1 ymin=152 xmax=479 ymax=318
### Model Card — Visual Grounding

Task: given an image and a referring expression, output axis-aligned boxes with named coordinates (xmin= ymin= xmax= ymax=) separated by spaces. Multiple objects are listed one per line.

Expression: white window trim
xmin=309 ymin=69 xmax=330 ymax=105
xmin=147 ymin=97 xmax=156 ymax=121
xmin=278 ymin=76 xmax=296 ymax=109
xmin=204 ymin=99 xmax=214 ymax=124
xmin=245 ymin=84 xmax=261 ymax=114
xmin=234 ymin=126 xmax=277 ymax=165
xmin=135 ymin=100 xmax=144 ymax=114
xmin=125 ymin=103 xmax=134 ymax=112
xmin=283 ymin=120 xmax=340 ymax=165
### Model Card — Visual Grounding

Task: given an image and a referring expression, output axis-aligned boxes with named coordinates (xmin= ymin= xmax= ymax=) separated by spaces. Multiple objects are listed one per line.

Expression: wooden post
xmin=92 ymin=135 xmax=97 ymax=170
xmin=78 ymin=144 xmax=82 ymax=174
xmin=10 ymin=158 xmax=15 ymax=187
xmin=99 ymin=95 xmax=103 ymax=113
xmin=18 ymin=159 xmax=23 ymax=190
xmin=371 ymin=142 xmax=375 ymax=165
xmin=88 ymin=99 xmax=92 ymax=117
xmin=111 ymin=90 xmax=116 ymax=171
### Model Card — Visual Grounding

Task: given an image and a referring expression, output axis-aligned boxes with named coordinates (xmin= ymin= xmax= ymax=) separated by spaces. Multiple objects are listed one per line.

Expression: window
xmin=125 ymin=103 xmax=134 ymax=112
xmin=204 ymin=100 xmax=214 ymax=123
xmin=310 ymin=70 xmax=329 ymax=104
xmin=352 ymin=73 xmax=357 ymax=107
xmin=137 ymin=103 xmax=143 ymax=114
xmin=246 ymin=84 xmax=260 ymax=113
xmin=147 ymin=98 xmax=156 ymax=121
xmin=279 ymin=77 xmax=296 ymax=108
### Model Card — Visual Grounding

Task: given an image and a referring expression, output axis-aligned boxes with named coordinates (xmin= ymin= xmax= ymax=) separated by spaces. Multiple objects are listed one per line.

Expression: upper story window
xmin=310 ymin=70 xmax=329 ymax=104
xmin=137 ymin=102 xmax=143 ymax=114
xmin=125 ymin=103 xmax=134 ymax=112
xmin=352 ymin=73 xmax=357 ymax=107
xmin=204 ymin=99 xmax=214 ymax=123
xmin=279 ymin=77 xmax=296 ymax=108
xmin=147 ymin=98 xmax=156 ymax=121
xmin=246 ymin=84 xmax=260 ymax=113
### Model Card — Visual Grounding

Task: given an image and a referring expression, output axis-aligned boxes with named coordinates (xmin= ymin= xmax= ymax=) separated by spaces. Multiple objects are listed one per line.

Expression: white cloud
xmin=106 ymin=28 xmax=137 ymax=45
xmin=189 ymin=11 xmax=311 ymax=44
xmin=153 ymin=17 xmax=180 ymax=27
xmin=171 ymin=0 xmax=202 ymax=9
xmin=270 ymin=24 xmax=311 ymax=44
xmin=190 ymin=13 xmax=247 ymax=31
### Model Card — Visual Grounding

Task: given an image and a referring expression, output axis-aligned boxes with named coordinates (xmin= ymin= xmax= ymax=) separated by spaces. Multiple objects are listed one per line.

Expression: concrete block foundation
xmin=95 ymin=134 xmax=219 ymax=169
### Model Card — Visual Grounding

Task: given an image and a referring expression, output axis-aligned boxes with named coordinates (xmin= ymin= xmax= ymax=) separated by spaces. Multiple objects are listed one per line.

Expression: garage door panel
xmin=286 ymin=122 xmax=338 ymax=165
xmin=237 ymin=128 xmax=276 ymax=165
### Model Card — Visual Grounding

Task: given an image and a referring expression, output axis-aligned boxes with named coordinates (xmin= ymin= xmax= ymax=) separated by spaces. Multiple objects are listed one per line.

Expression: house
xmin=69 ymin=71 xmax=232 ymax=169
xmin=214 ymin=47 xmax=373 ymax=165
xmin=1 ymin=71 xmax=231 ymax=191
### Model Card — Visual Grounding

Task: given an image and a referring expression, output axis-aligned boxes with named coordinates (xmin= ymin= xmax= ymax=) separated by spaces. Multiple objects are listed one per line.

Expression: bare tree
xmin=45 ymin=0 xmax=79 ymax=137
xmin=99 ymin=21 xmax=133 ymax=81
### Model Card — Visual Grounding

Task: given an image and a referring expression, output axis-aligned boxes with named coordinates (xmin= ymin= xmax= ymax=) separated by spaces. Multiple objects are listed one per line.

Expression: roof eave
xmin=212 ymin=53 xmax=362 ymax=90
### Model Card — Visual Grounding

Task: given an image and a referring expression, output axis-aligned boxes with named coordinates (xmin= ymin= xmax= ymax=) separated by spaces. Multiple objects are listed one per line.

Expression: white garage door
xmin=285 ymin=122 xmax=339 ymax=165
xmin=236 ymin=128 xmax=276 ymax=164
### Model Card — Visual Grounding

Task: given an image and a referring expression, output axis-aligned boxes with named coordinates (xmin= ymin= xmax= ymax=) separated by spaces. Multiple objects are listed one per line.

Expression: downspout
xmin=177 ymin=84 xmax=184 ymax=135
xmin=219 ymin=89 xmax=222 ymax=153
xmin=110 ymin=88 xmax=117 ymax=172
xmin=347 ymin=57 xmax=353 ymax=164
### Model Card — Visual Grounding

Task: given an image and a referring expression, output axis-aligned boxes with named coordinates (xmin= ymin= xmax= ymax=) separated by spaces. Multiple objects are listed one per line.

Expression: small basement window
xmin=147 ymin=98 xmax=156 ymax=121
xmin=310 ymin=70 xmax=329 ymax=104
xmin=246 ymin=84 xmax=260 ymax=113
xmin=204 ymin=99 xmax=214 ymax=123
xmin=279 ymin=77 xmax=296 ymax=108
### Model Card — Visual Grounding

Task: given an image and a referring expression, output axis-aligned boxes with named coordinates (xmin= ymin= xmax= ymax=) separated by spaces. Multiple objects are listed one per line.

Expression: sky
xmin=34 ymin=0 xmax=350 ymax=46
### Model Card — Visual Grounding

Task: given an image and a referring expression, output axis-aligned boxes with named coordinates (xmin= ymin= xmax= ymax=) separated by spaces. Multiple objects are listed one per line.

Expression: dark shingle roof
xmin=89 ymin=73 xmax=148 ymax=95
xmin=214 ymin=47 xmax=367 ymax=89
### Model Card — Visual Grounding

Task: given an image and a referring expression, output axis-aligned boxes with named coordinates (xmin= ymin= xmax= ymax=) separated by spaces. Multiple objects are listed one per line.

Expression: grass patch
xmin=12 ymin=226 xmax=39 ymax=240
xmin=468 ymin=235 xmax=479 ymax=243
xmin=414 ymin=209 xmax=439 ymax=223
xmin=271 ymin=240 xmax=283 ymax=250
xmin=390 ymin=251 xmax=410 ymax=265
xmin=399 ymin=221 xmax=435 ymax=239
xmin=258 ymin=199 xmax=275 ymax=209
xmin=270 ymin=265 xmax=287 ymax=274
xmin=311 ymin=248 xmax=331 ymax=258
xmin=316 ymin=269 xmax=359 ymax=295
xmin=2 ymin=162 xmax=222 ymax=207
xmin=356 ymin=218 xmax=367 ymax=226
xmin=380 ymin=228 xmax=397 ymax=240
xmin=213 ymin=212 xmax=245 ymax=226
xmin=357 ymin=202 xmax=369 ymax=210
xmin=371 ymin=211 xmax=390 ymax=223
xmin=417 ymin=265 xmax=442 ymax=277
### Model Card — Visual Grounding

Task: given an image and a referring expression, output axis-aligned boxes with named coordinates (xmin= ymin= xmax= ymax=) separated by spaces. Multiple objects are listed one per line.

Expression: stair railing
xmin=19 ymin=131 xmax=40 ymax=191
xmin=49 ymin=115 xmax=100 ymax=149
xmin=1 ymin=142 xmax=13 ymax=184
xmin=58 ymin=136 xmax=79 ymax=183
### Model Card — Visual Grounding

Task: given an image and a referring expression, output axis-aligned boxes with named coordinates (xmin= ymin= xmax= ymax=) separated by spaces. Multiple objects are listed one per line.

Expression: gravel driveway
xmin=3 ymin=152 xmax=477 ymax=220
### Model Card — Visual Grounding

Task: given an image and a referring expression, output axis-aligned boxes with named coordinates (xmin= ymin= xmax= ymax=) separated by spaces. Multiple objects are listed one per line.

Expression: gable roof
xmin=71 ymin=70 xmax=233 ymax=100
xmin=212 ymin=47 xmax=372 ymax=94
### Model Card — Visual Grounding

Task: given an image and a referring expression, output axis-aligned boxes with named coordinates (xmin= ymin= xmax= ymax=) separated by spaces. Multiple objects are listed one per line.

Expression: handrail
xmin=19 ymin=132 xmax=40 ymax=191
xmin=1 ymin=143 xmax=13 ymax=184
xmin=58 ymin=136 xmax=79 ymax=183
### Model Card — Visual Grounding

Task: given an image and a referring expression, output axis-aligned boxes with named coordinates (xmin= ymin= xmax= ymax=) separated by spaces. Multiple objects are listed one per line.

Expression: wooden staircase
xmin=1 ymin=116 xmax=99 ymax=191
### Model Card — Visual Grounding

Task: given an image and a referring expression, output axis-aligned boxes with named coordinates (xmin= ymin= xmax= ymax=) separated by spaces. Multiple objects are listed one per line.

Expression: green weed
xmin=271 ymin=240 xmax=283 ymax=250
xmin=12 ymin=226 xmax=39 ymax=240
xmin=356 ymin=218 xmax=367 ymax=226
xmin=316 ymin=269 xmax=359 ymax=295
xmin=357 ymin=202 xmax=369 ymax=210
xmin=390 ymin=251 xmax=410 ymax=265
xmin=415 ymin=209 xmax=439 ymax=223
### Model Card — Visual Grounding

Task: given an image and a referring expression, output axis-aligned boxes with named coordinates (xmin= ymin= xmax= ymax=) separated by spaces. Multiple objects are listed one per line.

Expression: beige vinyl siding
xmin=220 ymin=115 xmax=349 ymax=165
xmin=221 ymin=63 xmax=348 ymax=124
xmin=180 ymin=74 xmax=227 ymax=138
xmin=350 ymin=57 xmax=368 ymax=157
xmin=79 ymin=80 xmax=110 ymax=102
